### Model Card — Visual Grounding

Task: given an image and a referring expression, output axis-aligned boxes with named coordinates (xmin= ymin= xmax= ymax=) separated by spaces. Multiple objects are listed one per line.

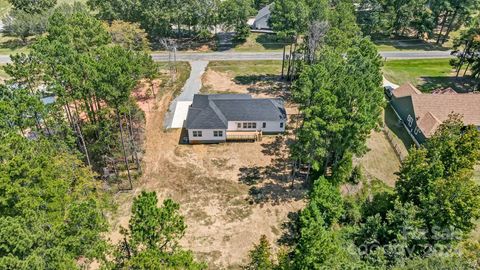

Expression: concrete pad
xmin=164 ymin=61 xmax=209 ymax=129
xmin=383 ymin=76 xmax=399 ymax=89
xmin=170 ymin=101 xmax=193 ymax=128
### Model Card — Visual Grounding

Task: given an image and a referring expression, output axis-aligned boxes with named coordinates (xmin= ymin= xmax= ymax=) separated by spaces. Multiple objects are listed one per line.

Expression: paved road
xmin=151 ymin=50 xmax=452 ymax=62
xmin=0 ymin=50 xmax=452 ymax=64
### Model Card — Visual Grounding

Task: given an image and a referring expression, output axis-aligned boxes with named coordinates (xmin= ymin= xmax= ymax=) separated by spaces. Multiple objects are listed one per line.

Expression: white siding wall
xmin=188 ymin=129 xmax=226 ymax=142
xmin=227 ymin=121 xmax=285 ymax=133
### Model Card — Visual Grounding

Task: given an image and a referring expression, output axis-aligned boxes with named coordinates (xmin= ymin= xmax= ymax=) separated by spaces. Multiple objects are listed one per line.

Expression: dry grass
xmin=109 ymin=61 xmax=306 ymax=269
xmin=356 ymin=131 xmax=401 ymax=187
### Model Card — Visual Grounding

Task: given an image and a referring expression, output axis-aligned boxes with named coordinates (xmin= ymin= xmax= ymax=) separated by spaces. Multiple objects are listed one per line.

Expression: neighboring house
xmin=185 ymin=94 xmax=287 ymax=143
xmin=252 ymin=4 xmax=272 ymax=30
xmin=388 ymin=83 xmax=480 ymax=144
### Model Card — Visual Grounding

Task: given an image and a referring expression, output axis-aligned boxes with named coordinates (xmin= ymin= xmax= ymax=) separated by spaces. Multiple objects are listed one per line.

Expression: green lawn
xmin=232 ymin=33 xmax=288 ymax=52
xmin=374 ymin=39 xmax=449 ymax=52
xmin=0 ymin=64 xmax=9 ymax=80
xmin=383 ymin=58 xmax=476 ymax=93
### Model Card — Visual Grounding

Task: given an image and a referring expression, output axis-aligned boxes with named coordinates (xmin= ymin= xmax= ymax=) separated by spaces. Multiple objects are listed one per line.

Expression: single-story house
xmin=252 ymin=4 xmax=272 ymax=30
xmin=388 ymin=83 xmax=480 ymax=144
xmin=185 ymin=94 xmax=287 ymax=143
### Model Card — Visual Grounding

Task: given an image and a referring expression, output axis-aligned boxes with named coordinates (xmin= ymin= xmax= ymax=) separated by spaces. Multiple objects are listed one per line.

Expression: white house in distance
xmin=185 ymin=94 xmax=287 ymax=143
xmin=252 ymin=4 xmax=272 ymax=30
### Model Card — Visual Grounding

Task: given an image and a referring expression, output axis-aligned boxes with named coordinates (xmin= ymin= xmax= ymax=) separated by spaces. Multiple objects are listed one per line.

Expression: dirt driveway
xmin=109 ymin=67 xmax=306 ymax=269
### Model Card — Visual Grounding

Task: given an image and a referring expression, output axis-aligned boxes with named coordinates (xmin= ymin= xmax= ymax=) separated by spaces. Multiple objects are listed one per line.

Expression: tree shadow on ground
xmin=150 ymin=35 xmax=217 ymax=52
xmin=255 ymin=33 xmax=288 ymax=50
xmin=418 ymin=76 xmax=477 ymax=93
xmin=277 ymin=211 xmax=301 ymax=247
xmin=0 ymin=37 xmax=31 ymax=50
xmin=373 ymin=37 xmax=450 ymax=51
xmin=238 ymin=136 xmax=307 ymax=205
xmin=233 ymin=75 xmax=292 ymax=101
xmin=234 ymin=74 xmax=280 ymax=85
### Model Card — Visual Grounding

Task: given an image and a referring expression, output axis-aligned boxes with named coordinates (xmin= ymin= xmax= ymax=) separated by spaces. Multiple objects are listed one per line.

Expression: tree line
xmin=0 ymin=5 xmax=206 ymax=268
xmin=0 ymin=132 xmax=204 ymax=268
xmin=242 ymin=0 xmax=480 ymax=269
xmin=450 ymin=16 xmax=480 ymax=88
xmin=86 ymin=0 xmax=258 ymax=41
xmin=1 ymin=7 xmax=160 ymax=189
xmin=246 ymin=116 xmax=480 ymax=269
xmin=356 ymin=0 xmax=480 ymax=44
xmin=2 ymin=0 xmax=262 ymax=44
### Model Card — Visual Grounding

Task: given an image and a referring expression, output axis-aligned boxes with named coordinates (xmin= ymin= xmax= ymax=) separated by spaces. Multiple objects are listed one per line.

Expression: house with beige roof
xmin=388 ymin=83 xmax=480 ymax=144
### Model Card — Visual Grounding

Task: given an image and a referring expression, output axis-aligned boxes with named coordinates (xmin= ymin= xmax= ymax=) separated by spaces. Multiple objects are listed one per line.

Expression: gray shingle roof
xmin=186 ymin=94 xmax=286 ymax=129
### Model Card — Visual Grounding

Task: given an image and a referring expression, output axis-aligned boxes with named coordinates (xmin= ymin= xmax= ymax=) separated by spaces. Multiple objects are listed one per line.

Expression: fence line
xmin=382 ymin=125 xmax=406 ymax=162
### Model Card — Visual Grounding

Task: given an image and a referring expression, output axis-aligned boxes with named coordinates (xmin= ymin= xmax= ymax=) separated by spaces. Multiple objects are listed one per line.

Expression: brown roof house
xmin=389 ymin=83 xmax=480 ymax=144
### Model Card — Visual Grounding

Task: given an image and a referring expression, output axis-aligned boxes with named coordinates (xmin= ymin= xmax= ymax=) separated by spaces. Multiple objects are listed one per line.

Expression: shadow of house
xmin=384 ymin=106 xmax=414 ymax=149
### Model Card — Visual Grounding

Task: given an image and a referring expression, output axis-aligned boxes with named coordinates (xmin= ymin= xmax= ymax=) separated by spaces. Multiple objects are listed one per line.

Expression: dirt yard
xmin=108 ymin=64 xmax=306 ymax=269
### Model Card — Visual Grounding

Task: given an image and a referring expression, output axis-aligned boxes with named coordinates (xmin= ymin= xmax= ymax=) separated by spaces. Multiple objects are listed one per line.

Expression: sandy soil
xmin=202 ymin=70 xmax=250 ymax=93
xmin=108 ymin=69 xmax=306 ymax=269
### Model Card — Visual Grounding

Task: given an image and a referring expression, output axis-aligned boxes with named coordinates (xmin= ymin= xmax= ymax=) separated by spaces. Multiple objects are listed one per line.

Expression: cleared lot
xmin=110 ymin=61 xmax=306 ymax=269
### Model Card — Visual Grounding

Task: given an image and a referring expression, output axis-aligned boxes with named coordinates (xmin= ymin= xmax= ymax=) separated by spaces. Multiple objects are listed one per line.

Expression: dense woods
xmin=242 ymin=0 xmax=480 ymax=269
xmin=87 ymin=0 xmax=255 ymax=41
xmin=0 ymin=6 xmax=172 ymax=268
xmin=356 ymin=0 xmax=480 ymax=43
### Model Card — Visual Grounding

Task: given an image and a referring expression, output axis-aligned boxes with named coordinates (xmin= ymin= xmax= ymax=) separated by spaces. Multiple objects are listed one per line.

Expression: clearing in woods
xmin=109 ymin=60 xmax=409 ymax=268
xmin=109 ymin=61 xmax=306 ymax=269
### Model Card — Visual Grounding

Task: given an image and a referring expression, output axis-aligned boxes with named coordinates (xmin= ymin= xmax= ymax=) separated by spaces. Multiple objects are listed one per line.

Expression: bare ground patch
xmin=108 ymin=65 xmax=306 ymax=269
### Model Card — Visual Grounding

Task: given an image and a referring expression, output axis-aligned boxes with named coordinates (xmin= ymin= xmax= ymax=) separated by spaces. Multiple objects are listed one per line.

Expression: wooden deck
xmin=226 ymin=131 xmax=262 ymax=141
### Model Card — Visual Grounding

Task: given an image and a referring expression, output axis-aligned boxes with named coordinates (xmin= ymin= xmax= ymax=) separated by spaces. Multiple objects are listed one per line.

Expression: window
xmin=242 ymin=122 xmax=257 ymax=129
xmin=407 ymin=115 xmax=413 ymax=127
xmin=237 ymin=123 xmax=241 ymax=128
xmin=262 ymin=122 xmax=266 ymax=128
xmin=214 ymin=130 xmax=223 ymax=137
xmin=280 ymin=122 xmax=284 ymax=128
xmin=192 ymin=131 xmax=202 ymax=137
xmin=414 ymin=126 xmax=420 ymax=135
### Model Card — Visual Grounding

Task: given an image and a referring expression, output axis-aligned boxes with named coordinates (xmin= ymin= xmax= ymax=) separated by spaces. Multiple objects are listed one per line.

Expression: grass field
xmin=208 ymin=60 xmax=283 ymax=77
xmin=0 ymin=64 xmax=9 ymax=80
xmin=373 ymin=38 xmax=449 ymax=51
xmin=232 ymin=33 xmax=288 ymax=52
xmin=382 ymin=58 xmax=476 ymax=92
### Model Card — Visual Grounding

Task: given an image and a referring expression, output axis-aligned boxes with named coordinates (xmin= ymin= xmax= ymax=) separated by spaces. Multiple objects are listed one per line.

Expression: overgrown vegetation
xmin=242 ymin=1 xmax=480 ymax=269
xmin=0 ymin=4 xmax=203 ymax=269
xmin=245 ymin=116 xmax=480 ymax=269
xmin=355 ymin=0 xmax=480 ymax=45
